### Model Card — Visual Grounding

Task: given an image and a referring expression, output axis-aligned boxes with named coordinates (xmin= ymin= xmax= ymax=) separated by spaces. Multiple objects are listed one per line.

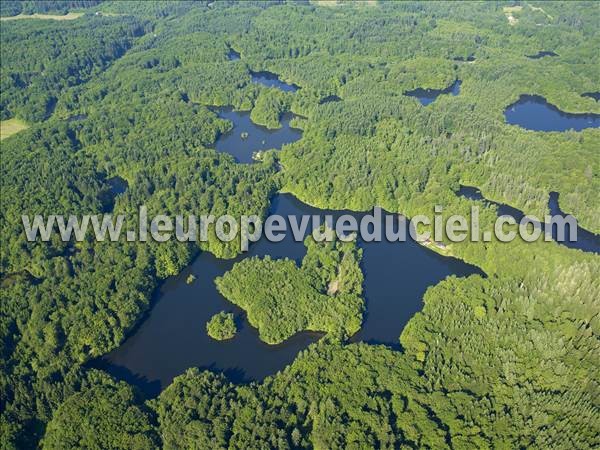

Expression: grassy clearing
xmin=503 ymin=5 xmax=523 ymax=13
xmin=1 ymin=12 xmax=84 ymax=21
xmin=501 ymin=4 xmax=552 ymax=26
xmin=527 ymin=2 xmax=553 ymax=20
xmin=0 ymin=119 xmax=28 ymax=140
xmin=503 ymin=5 xmax=522 ymax=26
xmin=311 ymin=0 xmax=343 ymax=6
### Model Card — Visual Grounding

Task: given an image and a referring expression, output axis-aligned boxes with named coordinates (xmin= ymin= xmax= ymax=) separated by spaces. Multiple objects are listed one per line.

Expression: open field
xmin=0 ymin=118 xmax=28 ymax=140
xmin=503 ymin=5 xmax=522 ymax=26
xmin=1 ymin=12 xmax=83 ymax=21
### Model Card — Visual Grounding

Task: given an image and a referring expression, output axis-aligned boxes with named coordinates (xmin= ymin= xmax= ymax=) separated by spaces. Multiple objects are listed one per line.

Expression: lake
xmin=250 ymin=70 xmax=300 ymax=92
xmin=92 ymin=194 xmax=483 ymax=396
xmin=212 ymin=107 xmax=302 ymax=163
xmin=505 ymin=95 xmax=600 ymax=131
xmin=458 ymin=186 xmax=599 ymax=254
xmin=404 ymin=79 xmax=461 ymax=106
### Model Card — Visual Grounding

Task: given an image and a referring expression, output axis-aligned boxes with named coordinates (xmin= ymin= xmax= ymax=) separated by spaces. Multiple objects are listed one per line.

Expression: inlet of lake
xmin=92 ymin=107 xmax=483 ymax=396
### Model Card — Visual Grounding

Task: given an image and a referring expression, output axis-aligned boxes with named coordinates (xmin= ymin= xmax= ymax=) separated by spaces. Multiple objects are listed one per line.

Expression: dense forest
xmin=206 ymin=311 xmax=237 ymax=341
xmin=1 ymin=1 xmax=599 ymax=448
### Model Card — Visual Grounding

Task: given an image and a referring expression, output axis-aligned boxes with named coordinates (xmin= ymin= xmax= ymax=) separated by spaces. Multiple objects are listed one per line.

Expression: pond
xmin=319 ymin=94 xmax=341 ymax=104
xmin=250 ymin=70 xmax=300 ymax=92
xmin=582 ymin=92 xmax=600 ymax=101
xmin=107 ymin=176 xmax=128 ymax=195
xmin=526 ymin=50 xmax=558 ymax=59
xmin=404 ymin=79 xmax=461 ymax=106
xmin=227 ymin=48 xmax=240 ymax=60
xmin=102 ymin=176 xmax=128 ymax=212
xmin=92 ymin=193 xmax=483 ymax=396
xmin=67 ymin=114 xmax=87 ymax=122
xmin=453 ymin=55 xmax=475 ymax=62
xmin=458 ymin=186 xmax=599 ymax=254
xmin=212 ymin=107 xmax=302 ymax=163
xmin=504 ymin=95 xmax=600 ymax=131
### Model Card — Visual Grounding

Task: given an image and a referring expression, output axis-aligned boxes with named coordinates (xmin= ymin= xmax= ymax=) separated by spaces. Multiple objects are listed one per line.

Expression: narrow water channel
xmin=458 ymin=186 xmax=599 ymax=253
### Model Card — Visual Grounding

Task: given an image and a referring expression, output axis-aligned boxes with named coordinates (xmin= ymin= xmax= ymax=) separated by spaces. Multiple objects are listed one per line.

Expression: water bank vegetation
xmin=1 ymin=1 xmax=599 ymax=448
xmin=250 ymin=88 xmax=293 ymax=129
xmin=216 ymin=233 xmax=364 ymax=344
xmin=41 ymin=375 xmax=159 ymax=449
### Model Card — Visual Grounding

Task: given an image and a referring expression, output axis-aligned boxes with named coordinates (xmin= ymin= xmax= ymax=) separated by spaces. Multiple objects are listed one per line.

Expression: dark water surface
xmin=212 ymin=107 xmax=302 ymax=163
xmin=107 ymin=176 xmax=128 ymax=195
xmin=453 ymin=55 xmax=475 ymax=62
xmin=319 ymin=94 xmax=341 ymax=104
xmin=250 ymin=70 xmax=300 ymax=92
xmin=102 ymin=176 xmax=128 ymax=212
xmin=67 ymin=114 xmax=88 ymax=122
xmin=547 ymin=191 xmax=600 ymax=253
xmin=404 ymin=79 xmax=461 ymax=106
xmin=227 ymin=48 xmax=240 ymax=60
xmin=458 ymin=186 xmax=599 ymax=253
xmin=93 ymin=194 xmax=482 ymax=396
xmin=526 ymin=50 xmax=558 ymax=59
xmin=504 ymin=95 xmax=600 ymax=131
xmin=582 ymin=92 xmax=600 ymax=101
